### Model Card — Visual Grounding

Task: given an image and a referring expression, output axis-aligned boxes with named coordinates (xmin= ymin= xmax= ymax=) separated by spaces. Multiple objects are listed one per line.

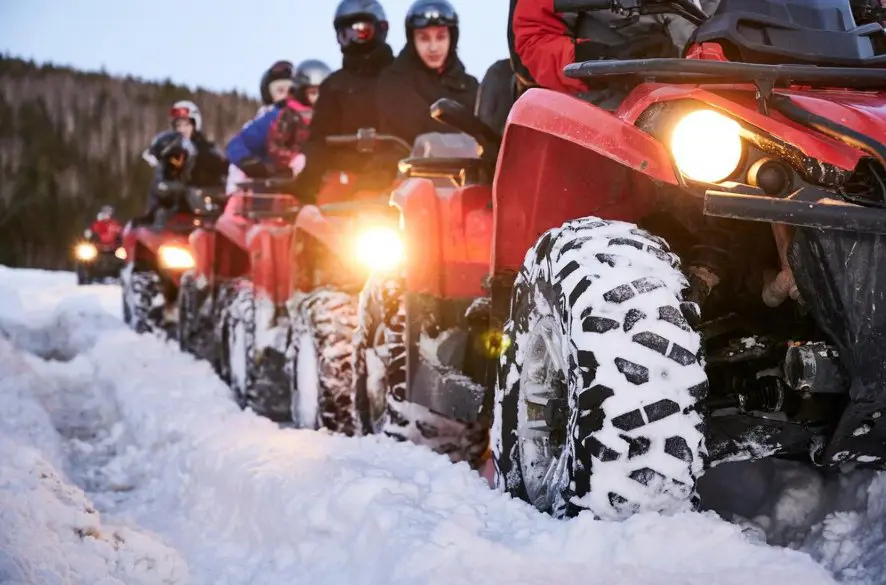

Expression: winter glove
xmin=237 ymin=157 xmax=271 ymax=179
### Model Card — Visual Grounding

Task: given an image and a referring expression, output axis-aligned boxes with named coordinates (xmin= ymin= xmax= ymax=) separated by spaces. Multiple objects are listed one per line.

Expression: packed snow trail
xmin=0 ymin=267 xmax=878 ymax=584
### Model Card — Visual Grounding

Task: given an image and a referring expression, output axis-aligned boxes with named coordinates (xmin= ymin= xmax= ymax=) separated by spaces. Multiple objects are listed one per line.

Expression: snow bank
xmin=0 ymin=267 xmax=874 ymax=584
xmin=0 ymin=337 xmax=187 ymax=585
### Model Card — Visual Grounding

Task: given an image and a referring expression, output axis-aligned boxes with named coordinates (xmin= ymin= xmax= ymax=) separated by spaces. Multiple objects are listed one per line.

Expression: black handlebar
xmin=552 ymin=0 xmax=707 ymax=26
xmin=553 ymin=0 xmax=611 ymax=11
xmin=325 ymin=129 xmax=413 ymax=154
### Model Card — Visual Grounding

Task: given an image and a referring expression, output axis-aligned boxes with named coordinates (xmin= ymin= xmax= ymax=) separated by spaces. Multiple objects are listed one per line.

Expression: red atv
xmin=74 ymin=232 xmax=126 ymax=285
xmin=358 ymin=0 xmax=886 ymax=521
xmin=121 ymin=184 xmax=225 ymax=335
xmin=180 ymin=177 xmax=300 ymax=420
xmin=285 ymin=129 xmax=412 ymax=433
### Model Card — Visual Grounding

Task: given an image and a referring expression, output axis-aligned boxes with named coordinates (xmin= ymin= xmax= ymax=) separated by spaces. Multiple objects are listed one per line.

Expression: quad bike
xmin=362 ymin=0 xmax=886 ymax=521
xmin=285 ymin=129 xmax=413 ymax=434
xmin=74 ymin=233 xmax=126 ymax=285
xmin=121 ymin=183 xmax=225 ymax=335
xmin=182 ymin=176 xmax=300 ymax=420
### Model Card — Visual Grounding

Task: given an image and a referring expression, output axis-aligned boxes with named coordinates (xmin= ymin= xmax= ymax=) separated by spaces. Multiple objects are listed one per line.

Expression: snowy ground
xmin=0 ymin=266 xmax=882 ymax=585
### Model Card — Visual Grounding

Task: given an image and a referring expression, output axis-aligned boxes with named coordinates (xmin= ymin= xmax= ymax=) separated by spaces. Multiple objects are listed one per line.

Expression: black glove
xmin=237 ymin=157 xmax=271 ymax=179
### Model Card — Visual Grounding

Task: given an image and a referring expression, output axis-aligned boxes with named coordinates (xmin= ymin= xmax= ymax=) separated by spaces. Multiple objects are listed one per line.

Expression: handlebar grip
xmin=553 ymin=0 xmax=612 ymax=12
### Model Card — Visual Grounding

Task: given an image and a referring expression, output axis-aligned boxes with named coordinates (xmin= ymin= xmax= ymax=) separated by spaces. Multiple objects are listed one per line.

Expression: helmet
xmin=292 ymin=59 xmax=332 ymax=104
xmin=97 ymin=205 xmax=115 ymax=220
xmin=333 ymin=0 xmax=389 ymax=51
xmin=405 ymin=0 xmax=459 ymax=51
xmin=169 ymin=100 xmax=202 ymax=132
xmin=260 ymin=60 xmax=295 ymax=105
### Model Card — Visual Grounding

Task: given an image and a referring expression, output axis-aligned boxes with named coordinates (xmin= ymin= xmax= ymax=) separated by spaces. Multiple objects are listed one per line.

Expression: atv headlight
xmin=75 ymin=242 xmax=98 ymax=261
xmin=115 ymin=247 xmax=127 ymax=260
xmin=354 ymin=226 xmax=404 ymax=272
xmin=671 ymin=109 xmax=743 ymax=183
xmin=157 ymin=244 xmax=195 ymax=270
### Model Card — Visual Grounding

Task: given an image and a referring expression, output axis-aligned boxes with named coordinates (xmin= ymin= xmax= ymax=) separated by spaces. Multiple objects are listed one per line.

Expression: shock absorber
xmin=705 ymin=376 xmax=800 ymax=415
xmin=685 ymin=222 xmax=736 ymax=309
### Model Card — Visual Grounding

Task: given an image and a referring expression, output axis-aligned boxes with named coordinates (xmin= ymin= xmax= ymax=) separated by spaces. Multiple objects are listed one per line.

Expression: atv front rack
xmin=564 ymin=58 xmax=886 ymax=90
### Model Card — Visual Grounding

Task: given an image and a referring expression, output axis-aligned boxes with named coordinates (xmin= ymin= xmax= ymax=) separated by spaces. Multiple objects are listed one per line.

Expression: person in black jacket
xmin=474 ymin=58 xmax=517 ymax=136
xmin=376 ymin=0 xmax=479 ymax=147
xmin=293 ymin=0 xmax=396 ymax=202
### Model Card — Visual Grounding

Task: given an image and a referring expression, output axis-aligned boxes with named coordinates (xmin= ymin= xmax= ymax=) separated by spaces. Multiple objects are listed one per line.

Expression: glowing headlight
xmin=157 ymin=244 xmax=195 ymax=270
xmin=115 ymin=247 xmax=127 ymax=260
xmin=74 ymin=242 xmax=98 ymax=261
xmin=354 ymin=226 xmax=404 ymax=272
xmin=671 ymin=109 xmax=743 ymax=183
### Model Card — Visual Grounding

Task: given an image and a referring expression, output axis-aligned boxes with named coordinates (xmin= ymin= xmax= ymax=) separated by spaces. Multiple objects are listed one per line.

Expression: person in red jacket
xmin=509 ymin=0 xmax=716 ymax=102
xmin=86 ymin=206 xmax=123 ymax=248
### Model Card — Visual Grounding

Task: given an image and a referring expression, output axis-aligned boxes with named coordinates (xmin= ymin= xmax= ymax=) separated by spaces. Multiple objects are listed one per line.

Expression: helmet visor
xmin=409 ymin=3 xmax=457 ymax=28
xmin=170 ymin=106 xmax=192 ymax=120
xmin=337 ymin=20 xmax=376 ymax=45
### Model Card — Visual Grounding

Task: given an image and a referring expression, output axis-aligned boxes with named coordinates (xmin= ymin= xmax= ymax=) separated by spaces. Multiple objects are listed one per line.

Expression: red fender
xmin=492 ymin=88 xmax=675 ymax=274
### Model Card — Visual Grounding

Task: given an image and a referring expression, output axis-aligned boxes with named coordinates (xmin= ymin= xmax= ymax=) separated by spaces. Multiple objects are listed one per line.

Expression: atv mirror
xmin=430 ymin=98 xmax=501 ymax=158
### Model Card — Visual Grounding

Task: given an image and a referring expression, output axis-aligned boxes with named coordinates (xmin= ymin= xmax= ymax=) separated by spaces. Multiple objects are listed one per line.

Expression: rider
xmin=142 ymin=103 xmax=226 ymax=219
xmin=293 ymin=0 xmax=397 ymax=202
xmin=377 ymin=0 xmax=479 ymax=147
xmin=475 ymin=58 xmax=517 ymax=136
xmin=85 ymin=205 xmax=123 ymax=247
xmin=509 ymin=0 xmax=717 ymax=105
xmin=225 ymin=59 xmax=332 ymax=181
xmin=851 ymin=0 xmax=886 ymax=25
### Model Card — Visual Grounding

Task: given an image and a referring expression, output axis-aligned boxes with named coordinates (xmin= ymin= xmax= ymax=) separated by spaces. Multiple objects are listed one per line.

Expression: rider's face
xmin=269 ymin=79 xmax=293 ymax=103
xmin=174 ymin=118 xmax=195 ymax=139
xmin=414 ymin=26 xmax=450 ymax=71
xmin=304 ymin=86 xmax=320 ymax=106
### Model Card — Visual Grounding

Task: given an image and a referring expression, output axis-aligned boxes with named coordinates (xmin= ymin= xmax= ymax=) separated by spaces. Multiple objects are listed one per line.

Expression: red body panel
xmin=491 ymin=88 xmax=672 ymax=273
xmin=122 ymin=213 xmax=194 ymax=287
xmin=189 ymin=190 xmax=296 ymax=306
xmin=393 ymin=180 xmax=493 ymax=299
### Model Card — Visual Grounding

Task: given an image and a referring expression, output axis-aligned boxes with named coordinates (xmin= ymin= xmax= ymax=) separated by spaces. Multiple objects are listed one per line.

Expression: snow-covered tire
xmin=493 ymin=218 xmax=707 ymax=520
xmin=384 ymin=393 xmax=490 ymax=467
xmin=223 ymin=281 xmax=292 ymax=420
xmin=290 ymin=288 xmax=359 ymax=435
xmin=178 ymin=271 xmax=215 ymax=363
xmin=353 ymin=274 xmax=406 ymax=435
xmin=125 ymin=270 xmax=166 ymax=335
xmin=214 ymin=282 xmax=238 ymax=384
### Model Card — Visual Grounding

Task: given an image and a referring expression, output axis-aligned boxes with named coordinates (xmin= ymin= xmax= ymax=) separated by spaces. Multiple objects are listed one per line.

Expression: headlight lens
xmin=115 ymin=247 xmax=127 ymax=260
xmin=354 ymin=226 xmax=404 ymax=272
xmin=671 ymin=109 xmax=743 ymax=183
xmin=75 ymin=242 xmax=98 ymax=261
xmin=157 ymin=244 xmax=195 ymax=270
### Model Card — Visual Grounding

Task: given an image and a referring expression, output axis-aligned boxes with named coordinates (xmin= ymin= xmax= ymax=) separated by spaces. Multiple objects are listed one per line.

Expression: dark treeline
xmin=0 ymin=55 xmax=260 ymax=269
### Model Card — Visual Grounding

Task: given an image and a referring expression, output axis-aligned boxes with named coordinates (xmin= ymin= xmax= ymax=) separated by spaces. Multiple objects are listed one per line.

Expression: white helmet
xmin=170 ymin=100 xmax=203 ymax=132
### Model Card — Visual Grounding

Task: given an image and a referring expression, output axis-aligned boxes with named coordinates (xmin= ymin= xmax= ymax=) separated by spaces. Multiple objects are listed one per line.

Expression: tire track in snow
xmin=0 ymin=269 xmax=873 ymax=584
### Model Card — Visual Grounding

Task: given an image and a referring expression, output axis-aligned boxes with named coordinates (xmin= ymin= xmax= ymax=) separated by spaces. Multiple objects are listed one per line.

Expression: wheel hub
xmin=517 ymin=317 xmax=571 ymax=512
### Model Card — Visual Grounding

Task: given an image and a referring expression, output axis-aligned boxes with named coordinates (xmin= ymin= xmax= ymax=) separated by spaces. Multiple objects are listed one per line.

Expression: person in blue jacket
xmin=225 ymin=60 xmax=332 ymax=181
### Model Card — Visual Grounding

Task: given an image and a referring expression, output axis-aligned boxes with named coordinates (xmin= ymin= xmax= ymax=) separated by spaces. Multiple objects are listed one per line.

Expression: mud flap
xmin=790 ymin=227 xmax=886 ymax=466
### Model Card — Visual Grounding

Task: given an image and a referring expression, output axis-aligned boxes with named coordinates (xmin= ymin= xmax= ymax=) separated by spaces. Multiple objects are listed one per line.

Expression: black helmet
xmin=405 ymin=0 xmax=459 ymax=50
xmin=260 ymin=60 xmax=295 ymax=105
xmin=333 ymin=0 xmax=389 ymax=51
xmin=292 ymin=59 xmax=332 ymax=105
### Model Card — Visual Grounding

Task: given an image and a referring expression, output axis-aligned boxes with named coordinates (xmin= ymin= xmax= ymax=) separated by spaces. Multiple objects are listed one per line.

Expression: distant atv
xmin=121 ymin=183 xmax=225 ymax=335
xmin=74 ymin=233 xmax=126 ymax=285
xmin=285 ymin=129 xmax=410 ymax=434
xmin=357 ymin=0 xmax=886 ymax=521
xmin=181 ymin=177 xmax=300 ymax=421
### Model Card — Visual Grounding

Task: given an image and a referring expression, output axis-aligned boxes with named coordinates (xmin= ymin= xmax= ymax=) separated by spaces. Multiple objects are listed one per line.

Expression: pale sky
xmin=0 ymin=0 xmax=510 ymax=97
